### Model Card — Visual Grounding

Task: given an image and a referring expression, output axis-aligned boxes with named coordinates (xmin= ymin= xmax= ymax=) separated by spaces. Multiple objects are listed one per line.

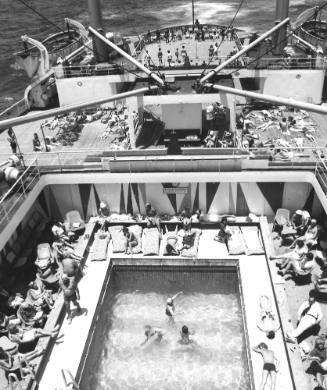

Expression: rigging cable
xmin=13 ymin=0 xmax=147 ymax=81
xmin=199 ymin=0 xmax=246 ymax=78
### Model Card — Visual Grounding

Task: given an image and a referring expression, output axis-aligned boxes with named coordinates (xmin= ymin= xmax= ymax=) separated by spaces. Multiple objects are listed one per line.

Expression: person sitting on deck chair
xmin=26 ymin=281 xmax=54 ymax=313
xmin=290 ymin=219 xmax=318 ymax=249
xmin=286 ymin=290 xmax=323 ymax=343
xmin=214 ymin=217 xmax=232 ymax=244
xmin=0 ymin=346 xmax=44 ymax=383
xmin=122 ymin=226 xmax=138 ymax=254
xmin=8 ymin=323 xmax=59 ymax=345
xmin=291 ymin=210 xmax=311 ymax=236
xmin=305 ymin=336 xmax=327 ymax=388
xmin=144 ymin=203 xmax=160 ymax=231
xmin=257 ymin=295 xmax=280 ymax=339
xmin=270 ymin=239 xmax=307 ymax=269
xmin=52 ymin=241 xmax=82 ymax=263
xmin=277 ymin=252 xmax=315 ymax=278
xmin=98 ymin=202 xmax=110 ymax=219
xmin=51 ymin=222 xmax=74 ymax=243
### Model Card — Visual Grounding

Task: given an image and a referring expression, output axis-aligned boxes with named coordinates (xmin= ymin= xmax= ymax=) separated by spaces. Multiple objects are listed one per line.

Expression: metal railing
xmin=0 ymin=145 xmax=323 ymax=168
xmin=315 ymin=153 xmax=327 ymax=194
xmin=0 ymin=159 xmax=40 ymax=233
xmin=0 ymin=146 xmax=325 ymax=233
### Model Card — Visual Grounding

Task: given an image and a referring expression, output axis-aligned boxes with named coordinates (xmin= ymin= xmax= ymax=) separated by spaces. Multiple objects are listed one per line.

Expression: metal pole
xmin=0 ymin=86 xmax=159 ymax=131
xmin=199 ymin=17 xmax=290 ymax=84
xmin=89 ymin=27 xmax=166 ymax=86
xmin=192 ymin=0 xmax=195 ymax=30
xmin=40 ymin=124 xmax=47 ymax=151
xmin=206 ymin=83 xmax=327 ymax=115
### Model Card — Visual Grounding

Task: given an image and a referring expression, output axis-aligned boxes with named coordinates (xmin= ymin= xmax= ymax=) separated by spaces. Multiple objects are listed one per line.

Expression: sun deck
xmin=37 ymin=218 xmax=295 ymax=390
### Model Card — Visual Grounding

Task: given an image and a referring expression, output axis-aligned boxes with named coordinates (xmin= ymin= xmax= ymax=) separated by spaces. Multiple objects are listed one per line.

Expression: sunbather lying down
xmin=8 ymin=323 xmax=59 ymax=344
xmin=258 ymin=295 xmax=280 ymax=339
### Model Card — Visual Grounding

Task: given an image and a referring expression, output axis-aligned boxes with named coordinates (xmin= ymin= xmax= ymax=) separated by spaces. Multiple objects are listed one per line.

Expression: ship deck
xmin=1 ymin=216 xmax=325 ymax=389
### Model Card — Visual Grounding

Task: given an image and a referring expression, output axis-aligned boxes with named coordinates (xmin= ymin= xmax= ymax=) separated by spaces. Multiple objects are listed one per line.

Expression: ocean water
xmin=0 ymin=0 xmax=324 ymax=111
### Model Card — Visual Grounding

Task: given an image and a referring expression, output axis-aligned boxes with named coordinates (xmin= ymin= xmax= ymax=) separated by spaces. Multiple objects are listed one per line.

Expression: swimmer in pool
xmin=178 ymin=325 xmax=195 ymax=345
xmin=140 ymin=325 xmax=164 ymax=346
xmin=165 ymin=292 xmax=183 ymax=323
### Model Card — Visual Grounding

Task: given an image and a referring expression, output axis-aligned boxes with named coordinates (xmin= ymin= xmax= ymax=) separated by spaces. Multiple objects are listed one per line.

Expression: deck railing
xmin=0 ymin=147 xmax=326 ymax=232
xmin=0 ymin=146 xmax=324 ymax=170
xmin=0 ymin=159 xmax=40 ymax=233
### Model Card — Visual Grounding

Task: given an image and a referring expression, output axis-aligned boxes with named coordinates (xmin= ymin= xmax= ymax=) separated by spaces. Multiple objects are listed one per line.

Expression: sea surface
xmin=0 ymin=0 xmax=325 ymax=111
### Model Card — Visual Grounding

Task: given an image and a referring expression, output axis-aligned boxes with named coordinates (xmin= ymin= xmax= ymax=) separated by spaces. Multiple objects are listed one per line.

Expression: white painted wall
xmin=56 ymin=74 xmax=134 ymax=107
xmin=234 ymin=69 xmax=325 ymax=104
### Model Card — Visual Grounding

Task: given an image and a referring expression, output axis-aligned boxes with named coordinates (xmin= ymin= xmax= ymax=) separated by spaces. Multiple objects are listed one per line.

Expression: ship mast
xmin=192 ymin=0 xmax=195 ymax=30
xmin=274 ymin=0 xmax=289 ymax=55
xmin=88 ymin=0 xmax=108 ymax=62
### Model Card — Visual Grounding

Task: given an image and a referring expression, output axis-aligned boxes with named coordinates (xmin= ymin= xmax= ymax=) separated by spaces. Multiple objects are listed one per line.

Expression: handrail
xmin=0 ymin=158 xmax=38 ymax=206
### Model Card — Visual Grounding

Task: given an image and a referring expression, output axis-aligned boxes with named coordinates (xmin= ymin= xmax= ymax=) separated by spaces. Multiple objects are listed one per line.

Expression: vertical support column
xmin=274 ymin=0 xmax=289 ymax=55
xmin=88 ymin=0 xmax=108 ymax=62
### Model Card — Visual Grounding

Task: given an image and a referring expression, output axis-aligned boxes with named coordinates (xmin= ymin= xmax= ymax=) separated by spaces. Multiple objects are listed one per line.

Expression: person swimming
xmin=178 ymin=325 xmax=194 ymax=345
xmin=165 ymin=292 xmax=183 ymax=323
xmin=140 ymin=325 xmax=164 ymax=347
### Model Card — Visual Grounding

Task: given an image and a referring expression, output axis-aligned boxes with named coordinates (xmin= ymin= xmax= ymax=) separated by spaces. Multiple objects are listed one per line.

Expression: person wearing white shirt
xmin=287 ymin=291 xmax=322 ymax=342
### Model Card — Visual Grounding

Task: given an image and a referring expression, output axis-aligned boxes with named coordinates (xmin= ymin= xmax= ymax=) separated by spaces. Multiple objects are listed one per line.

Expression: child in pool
xmin=253 ymin=343 xmax=279 ymax=390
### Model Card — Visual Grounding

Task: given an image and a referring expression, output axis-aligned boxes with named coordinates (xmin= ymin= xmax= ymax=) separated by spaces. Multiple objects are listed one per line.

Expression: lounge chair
xmin=35 ymin=243 xmax=59 ymax=291
xmin=292 ymin=268 xmax=312 ymax=285
xmin=65 ymin=210 xmax=85 ymax=236
xmin=313 ymin=275 xmax=327 ymax=302
xmin=273 ymin=208 xmax=290 ymax=233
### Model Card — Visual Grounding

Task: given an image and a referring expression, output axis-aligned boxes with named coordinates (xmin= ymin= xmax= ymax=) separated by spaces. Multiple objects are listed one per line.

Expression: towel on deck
xmin=108 ymin=226 xmax=127 ymax=253
xmin=91 ymin=231 xmax=110 ymax=261
xmin=227 ymin=226 xmax=246 ymax=255
xmin=142 ymin=228 xmax=160 ymax=256
xmin=180 ymin=229 xmax=202 ymax=258
xmin=128 ymin=225 xmax=142 ymax=254
xmin=241 ymin=226 xmax=264 ymax=255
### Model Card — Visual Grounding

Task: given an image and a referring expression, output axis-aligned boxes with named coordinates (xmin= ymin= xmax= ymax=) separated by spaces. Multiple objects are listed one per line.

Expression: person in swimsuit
xmin=253 ymin=343 xmax=279 ymax=390
xmin=164 ymin=225 xmax=179 ymax=256
xmin=178 ymin=325 xmax=195 ymax=345
xmin=257 ymin=295 xmax=280 ymax=339
xmin=140 ymin=325 xmax=164 ymax=346
xmin=165 ymin=292 xmax=183 ymax=323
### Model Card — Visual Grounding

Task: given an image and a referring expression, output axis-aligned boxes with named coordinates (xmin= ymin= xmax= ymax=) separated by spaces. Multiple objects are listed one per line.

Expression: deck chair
xmin=293 ymin=269 xmax=312 ymax=285
xmin=272 ymin=208 xmax=290 ymax=233
xmin=65 ymin=210 xmax=85 ymax=235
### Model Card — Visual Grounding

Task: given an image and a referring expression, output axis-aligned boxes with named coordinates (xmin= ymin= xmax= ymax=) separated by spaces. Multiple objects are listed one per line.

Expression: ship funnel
xmin=274 ymin=0 xmax=289 ymax=55
xmin=88 ymin=0 xmax=108 ymax=62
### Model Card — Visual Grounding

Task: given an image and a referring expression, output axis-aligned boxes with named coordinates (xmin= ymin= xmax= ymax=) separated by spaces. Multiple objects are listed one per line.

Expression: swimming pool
xmin=78 ymin=264 xmax=252 ymax=390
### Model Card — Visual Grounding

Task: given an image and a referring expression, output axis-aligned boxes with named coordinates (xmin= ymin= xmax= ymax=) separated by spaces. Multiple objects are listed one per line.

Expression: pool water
xmin=79 ymin=267 xmax=251 ymax=390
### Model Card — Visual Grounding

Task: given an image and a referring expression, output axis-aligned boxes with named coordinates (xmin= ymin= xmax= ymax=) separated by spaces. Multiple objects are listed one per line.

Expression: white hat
xmin=295 ymin=210 xmax=303 ymax=215
xmin=100 ymin=202 xmax=106 ymax=208
xmin=167 ymin=298 xmax=173 ymax=304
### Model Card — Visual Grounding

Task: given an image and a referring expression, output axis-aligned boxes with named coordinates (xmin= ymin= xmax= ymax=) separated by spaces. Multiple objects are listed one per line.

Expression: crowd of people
xmin=97 ymin=201 xmax=203 ymax=256
xmin=142 ymin=21 xmax=238 ymax=69
xmin=266 ymin=207 xmax=327 ymax=389
xmin=0 ymin=218 xmax=86 ymax=385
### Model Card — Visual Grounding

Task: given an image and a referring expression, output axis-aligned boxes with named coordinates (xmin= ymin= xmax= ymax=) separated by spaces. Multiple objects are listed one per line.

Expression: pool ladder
xmin=61 ymin=368 xmax=80 ymax=389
